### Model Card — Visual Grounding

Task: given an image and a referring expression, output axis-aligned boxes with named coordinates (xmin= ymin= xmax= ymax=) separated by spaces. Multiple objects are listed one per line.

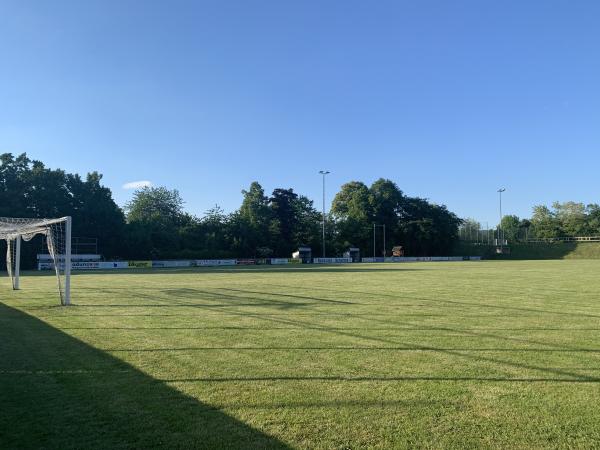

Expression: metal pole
xmin=383 ymin=224 xmax=386 ymax=257
xmin=14 ymin=235 xmax=21 ymax=290
xmin=319 ymin=170 xmax=330 ymax=258
xmin=322 ymin=173 xmax=325 ymax=257
xmin=497 ymin=188 xmax=505 ymax=250
xmin=373 ymin=223 xmax=376 ymax=258
xmin=64 ymin=216 xmax=72 ymax=306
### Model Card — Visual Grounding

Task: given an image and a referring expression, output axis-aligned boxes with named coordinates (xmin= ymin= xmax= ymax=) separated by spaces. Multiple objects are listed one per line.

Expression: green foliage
xmin=459 ymin=218 xmax=481 ymax=239
xmin=2 ymin=154 xmax=462 ymax=260
xmin=528 ymin=202 xmax=600 ymax=239
xmin=125 ymin=186 xmax=185 ymax=225
xmin=530 ymin=205 xmax=561 ymax=238
xmin=500 ymin=215 xmax=521 ymax=242
xmin=0 ymin=153 xmax=126 ymax=265
xmin=332 ymin=179 xmax=461 ymax=257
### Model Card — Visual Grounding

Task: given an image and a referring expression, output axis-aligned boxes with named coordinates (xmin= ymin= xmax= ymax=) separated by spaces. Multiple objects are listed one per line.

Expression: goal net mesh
xmin=0 ymin=217 xmax=68 ymax=305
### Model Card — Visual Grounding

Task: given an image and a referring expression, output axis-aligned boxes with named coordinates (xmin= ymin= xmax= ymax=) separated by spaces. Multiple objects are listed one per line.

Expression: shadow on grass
xmin=211 ymin=309 xmax=600 ymax=383
xmin=0 ymin=303 xmax=290 ymax=450
xmin=262 ymin=282 xmax=600 ymax=319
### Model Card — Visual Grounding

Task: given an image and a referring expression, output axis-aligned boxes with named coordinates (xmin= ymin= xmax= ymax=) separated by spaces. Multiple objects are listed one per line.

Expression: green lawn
xmin=2 ymin=261 xmax=600 ymax=449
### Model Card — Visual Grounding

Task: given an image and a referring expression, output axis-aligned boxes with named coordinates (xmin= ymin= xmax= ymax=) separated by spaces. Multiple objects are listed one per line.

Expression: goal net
xmin=0 ymin=216 xmax=72 ymax=305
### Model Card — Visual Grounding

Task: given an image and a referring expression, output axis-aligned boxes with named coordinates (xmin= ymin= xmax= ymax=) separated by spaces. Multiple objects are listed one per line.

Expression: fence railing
xmin=523 ymin=236 xmax=600 ymax=243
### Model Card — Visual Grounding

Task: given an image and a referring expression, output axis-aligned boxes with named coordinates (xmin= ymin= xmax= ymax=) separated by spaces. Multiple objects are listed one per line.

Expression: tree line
xmin=1 ymin=152 xmax=461 ymax=267
xmin=460 ymin=202 xmax=600 ymax=243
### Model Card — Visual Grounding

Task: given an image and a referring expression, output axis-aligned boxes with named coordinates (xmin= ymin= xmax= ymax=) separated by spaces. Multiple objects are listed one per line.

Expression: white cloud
xmin=122 ymin=180 xmax=152 ymax=190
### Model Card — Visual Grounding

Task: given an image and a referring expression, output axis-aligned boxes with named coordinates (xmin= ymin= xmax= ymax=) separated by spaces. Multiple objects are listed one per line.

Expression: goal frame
xmin=3 ymin=216 xmax=72 ymax=305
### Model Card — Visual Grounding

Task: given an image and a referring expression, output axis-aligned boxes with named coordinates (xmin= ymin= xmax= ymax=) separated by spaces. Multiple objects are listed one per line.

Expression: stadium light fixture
xmin=498 ymin=188 xmax=506 ymax=251
xmin=319 ymin=171 xmax=330 ymax=257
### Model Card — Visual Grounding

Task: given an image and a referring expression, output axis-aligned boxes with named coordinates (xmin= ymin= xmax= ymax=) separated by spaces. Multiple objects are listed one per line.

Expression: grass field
xmin=2 ymin=261 xmax=600 ymax=449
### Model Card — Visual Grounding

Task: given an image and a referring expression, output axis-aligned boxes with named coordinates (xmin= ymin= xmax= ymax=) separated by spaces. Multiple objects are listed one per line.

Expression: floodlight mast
xmin=498 ymin=188 xmax=506 ymax=251
xmin=319 ymin=170 xmax=330 ymax=258
xmin=373 ymin=224 xmax=386 ymax=258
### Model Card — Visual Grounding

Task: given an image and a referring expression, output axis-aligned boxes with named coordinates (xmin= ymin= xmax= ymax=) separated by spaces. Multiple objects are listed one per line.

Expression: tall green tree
xmin=125 ymin=186 xmax=185 ymax=225
xmin=586 ymin=204 xmax=600 ymax=235
xmin=1 ymin=153 xmax=126 ymax=264
xmin=236 ymin=182 xmax=271 ymax=256
xmin=125 ymin=186 xmax=187 ymax=258
xmin=552 ymin=201 xmax=589 ymax=236
xmin=530 ymin=205 xmax=561 ymax=238
xmin=269 ymin=188 xmax=299 ymax=256
xmin=331 ymin=181 xmax=373 ymax=252
xmin=500 ymin=215 xmax=521 ymax=243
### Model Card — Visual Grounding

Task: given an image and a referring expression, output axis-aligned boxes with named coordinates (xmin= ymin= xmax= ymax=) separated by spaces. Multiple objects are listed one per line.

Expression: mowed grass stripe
xmin=2 ymin=260 xmax=600 ymax=449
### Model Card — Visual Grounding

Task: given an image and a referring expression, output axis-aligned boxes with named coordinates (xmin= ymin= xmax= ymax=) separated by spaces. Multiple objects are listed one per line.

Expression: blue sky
xmin=1 ymin=0 xmax=598 ymax=226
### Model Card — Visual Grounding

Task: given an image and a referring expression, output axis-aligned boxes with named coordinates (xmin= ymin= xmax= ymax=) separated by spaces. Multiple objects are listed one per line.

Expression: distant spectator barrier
xmin=38 ymin=255 xmax=482 ymax=271
xmin=270 ymin=258 xmax=289 ymax=265
xmin=363 ymin=256 xmax=481 ymax=263
xmin=128 ymin=261 xmax=152 ymax=268
xmin=194 ymin=259 xmax=237 ymax=267
xmin=313 ymin=257 xmax=353 ymax=264
xmin=236 ymin=259 xmax=256 ymax=265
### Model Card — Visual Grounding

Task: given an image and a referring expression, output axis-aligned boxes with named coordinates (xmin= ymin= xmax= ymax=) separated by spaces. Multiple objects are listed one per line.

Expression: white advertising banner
xmin=270 ymin=258 xmax=289 ymax=265
xmin=152 ymin=260 xmax=192 ymax=268
xmin=99 ymin=261 xmax=129 ymax=269
xmin=37 ymin=253 xmax=101 ymax=262
xmin=313 ymin=257 xmax=352 ymax=264
xmin=39 ymin=261 xmax=130 ymax=270
xmin=194 ymin=259 xmax=237 ymax=267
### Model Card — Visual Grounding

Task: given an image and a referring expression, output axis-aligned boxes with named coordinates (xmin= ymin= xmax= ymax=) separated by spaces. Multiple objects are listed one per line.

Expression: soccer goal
xmin=0 ymin=216 xmax=72 ymax=306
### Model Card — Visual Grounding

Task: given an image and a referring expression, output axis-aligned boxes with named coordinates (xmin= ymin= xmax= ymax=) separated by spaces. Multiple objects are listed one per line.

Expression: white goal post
xmin=0 ymin=216 xmax=72 ymax=306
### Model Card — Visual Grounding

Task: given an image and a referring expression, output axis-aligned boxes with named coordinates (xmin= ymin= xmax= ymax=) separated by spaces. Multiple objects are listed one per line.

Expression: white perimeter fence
xmin=38 ymin=256 xmax=481 ymax=271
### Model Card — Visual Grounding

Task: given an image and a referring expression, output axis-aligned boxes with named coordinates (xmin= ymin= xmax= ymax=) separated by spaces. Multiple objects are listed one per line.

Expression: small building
xmin=343 ymin=247 xmax=360 ymax=262
xmin=392 ymin=246 xmax=404 ymax=257
xmin=292 ymin=246 xmax=312 ymax=263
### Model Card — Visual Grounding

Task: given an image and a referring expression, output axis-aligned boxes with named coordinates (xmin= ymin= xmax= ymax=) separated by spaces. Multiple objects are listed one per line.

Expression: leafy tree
xmin=124 ymin=186 xmax=186 ymax=258
xmin=399 ymin=197 xmax=461 ymax=256
xmin=530 ymin=205 xmax=561 ymax=238
xmin=331 ymin=181 xmax=373 ymax=253
xmin=370 ymin=179 xmax=403 ymax=221
xmin=459 ymin=218 xmax=481 ymax=241
xmin=1 ymin=152 xmax=465 ymax=260
xmin=269 ymin=188 xmax=300 ymax=256
xmin=332 ymin=178 xmax=461 ymax=257
xmin=292 ymin=195 xmax=322 ymax=253
xmin=1 ymin=153 xmax=126 ymax=265
xmin=552 ymin=201 xmax=589 ymax=236
xmin=237 ymin=182 xmax=271 ymax=256
xmin=125 ymin=186 xmax=184 ymax=225
xmin=586 ymin=204 xmax=600 ymax=235
xmin=519 ymin=219 xmax=532 ymax=240
xmin=500 ymin=215 xmax=521 ymax=243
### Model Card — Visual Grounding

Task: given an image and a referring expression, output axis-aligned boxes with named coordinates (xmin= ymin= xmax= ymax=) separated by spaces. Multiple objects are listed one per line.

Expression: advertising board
xmin=128 ymin=261 xmax=152 ymax=268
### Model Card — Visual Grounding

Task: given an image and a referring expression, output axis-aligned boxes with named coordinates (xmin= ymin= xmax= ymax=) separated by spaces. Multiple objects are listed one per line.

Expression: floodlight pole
xmin=373 ymin=224 xmax=386 ymax=258
xmin=14 ymin=235 xmax=21 ymax=290
xmin=373 ymin=223 xmax=376 ymax=258
xmin=498 ymin=188 xmax=505 ymax=251
xmin=319 ymin=170 xmax=330 ymax=258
